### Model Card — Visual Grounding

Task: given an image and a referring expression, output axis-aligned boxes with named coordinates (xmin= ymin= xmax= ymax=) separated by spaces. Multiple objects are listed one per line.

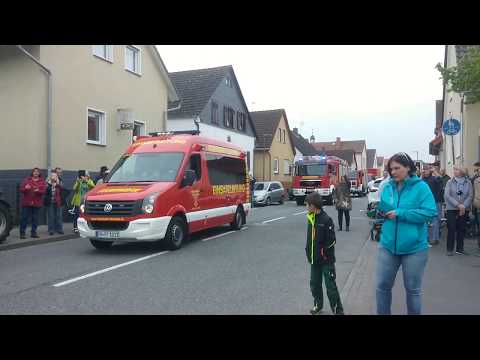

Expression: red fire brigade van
xmin=291 ymin=155 xmax=348 ymax=206
xmin=77 ymin=131 xmax=250 ymax=250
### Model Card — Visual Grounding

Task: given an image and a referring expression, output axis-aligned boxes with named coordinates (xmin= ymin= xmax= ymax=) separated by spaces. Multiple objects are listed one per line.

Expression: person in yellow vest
xmin=305 ymin=192 xmax=344 ymax=315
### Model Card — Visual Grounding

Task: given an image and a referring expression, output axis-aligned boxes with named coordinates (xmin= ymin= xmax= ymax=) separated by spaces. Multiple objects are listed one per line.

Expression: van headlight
xmin=80 ymin=200 xmax=86 ymax=214
xmin=142 ymin=192 xmax=160 ymax=214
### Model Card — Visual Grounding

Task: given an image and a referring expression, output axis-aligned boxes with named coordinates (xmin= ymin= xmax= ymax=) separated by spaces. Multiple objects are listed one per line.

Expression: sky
xmin=157 ymin=45 xmax=445 ymax=162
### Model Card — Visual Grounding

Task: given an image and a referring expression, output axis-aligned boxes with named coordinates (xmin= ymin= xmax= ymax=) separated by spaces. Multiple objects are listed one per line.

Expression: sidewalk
xmin=0 ymin=223 xmax=79 ymax=252
xmin=342 ymin=233 xmax=480 ymax=315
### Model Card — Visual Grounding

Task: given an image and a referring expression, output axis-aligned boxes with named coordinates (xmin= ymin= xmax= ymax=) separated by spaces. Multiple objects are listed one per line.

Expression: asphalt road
xmin=0 ymin=197 xmax=371 ymax=314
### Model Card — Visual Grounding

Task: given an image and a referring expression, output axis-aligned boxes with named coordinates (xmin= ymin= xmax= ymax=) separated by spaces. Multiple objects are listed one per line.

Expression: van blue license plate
xmin=96 ymin=231 xmax=120 ymax=239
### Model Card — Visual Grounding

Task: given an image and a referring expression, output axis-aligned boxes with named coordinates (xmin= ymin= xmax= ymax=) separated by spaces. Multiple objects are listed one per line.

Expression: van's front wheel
xmin=231 ymin=207 xmax=244 ymax=230
xmin=164 ymin=216 xmax=187 ymax=250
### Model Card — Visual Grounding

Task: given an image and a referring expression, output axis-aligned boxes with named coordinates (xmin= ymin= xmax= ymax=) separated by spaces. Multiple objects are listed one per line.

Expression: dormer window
xmin=225 ymin=76 xmax=233 ymax=88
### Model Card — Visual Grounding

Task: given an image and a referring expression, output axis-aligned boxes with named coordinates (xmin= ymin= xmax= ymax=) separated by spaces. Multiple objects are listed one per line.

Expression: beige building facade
xmin=252 ymin=110 xmax=296 ymax=189
xmin=0 ymin=45 xmax=178 ymax=172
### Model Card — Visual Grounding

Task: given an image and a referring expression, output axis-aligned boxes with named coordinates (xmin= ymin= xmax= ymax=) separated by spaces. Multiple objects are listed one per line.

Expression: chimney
xmin=310 ymin=134 xmax=316 ymax=143
xmin=293 ymin=127 xmax=298 ymax=135
xmin=336 ymin=137 xmax=341 ymax=147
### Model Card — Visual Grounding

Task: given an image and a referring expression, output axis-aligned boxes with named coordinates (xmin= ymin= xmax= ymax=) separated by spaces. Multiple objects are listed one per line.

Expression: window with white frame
xmin=274 ymin=158 xmax=279 ymax=174
xmin=87 ymin=108 xmax=106 ymax=145
xmin=284 ymin=159 xmax=291 ymax=175
xmin=125 ymin=45 xmax=141 ymax=74
xmin=133 ymin=120 xmax=146 ymax=140
xmin=92 ymin=45 xmax=113 ymax=62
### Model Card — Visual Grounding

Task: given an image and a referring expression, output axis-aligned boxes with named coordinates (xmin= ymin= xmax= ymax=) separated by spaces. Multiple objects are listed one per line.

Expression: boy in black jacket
xmin=305 ymin=192 xmax=344 ymax=315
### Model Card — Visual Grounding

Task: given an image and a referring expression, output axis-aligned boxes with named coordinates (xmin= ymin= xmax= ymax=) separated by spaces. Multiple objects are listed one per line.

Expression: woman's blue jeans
xmin=376 ymin=246 xmax=428 ymax=315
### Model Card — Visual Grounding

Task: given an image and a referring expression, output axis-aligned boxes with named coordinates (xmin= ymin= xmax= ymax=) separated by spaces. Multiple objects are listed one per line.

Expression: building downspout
xmin=164 ymin=101 xmax=182 ymax=131
xmin=16 ymin=46 xmax=53 ymax=174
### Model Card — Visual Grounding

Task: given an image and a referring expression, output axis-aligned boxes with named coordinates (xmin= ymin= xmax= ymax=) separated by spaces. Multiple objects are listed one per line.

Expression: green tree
xmin=436 ymin=46 xmax=480 ymax=104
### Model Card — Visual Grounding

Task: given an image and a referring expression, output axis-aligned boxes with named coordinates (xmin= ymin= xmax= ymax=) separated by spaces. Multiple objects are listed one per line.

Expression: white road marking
xmin=293 ymin=211 xmax=308 ymax=216
xmin=201 ymin=231 xmax=236 ymax=242
xmin=262 ymin=217 xmax=286 ymax=224
xmin=241 ymin=227 xmax=248 ymax=231
xmin=53 ymin=251 xmax=170 ymax=287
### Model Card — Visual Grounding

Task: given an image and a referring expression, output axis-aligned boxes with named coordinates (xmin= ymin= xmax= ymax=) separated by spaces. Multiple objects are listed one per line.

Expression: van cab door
xmin=184 ymin=152 xmax=210 ymax=232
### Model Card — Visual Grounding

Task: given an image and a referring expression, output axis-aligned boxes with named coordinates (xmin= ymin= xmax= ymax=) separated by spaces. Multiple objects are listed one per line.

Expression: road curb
xmin=0 ymin=233 xmax=80 ymax=252
xmin=340 ymin=231 xmax=374 ymax=312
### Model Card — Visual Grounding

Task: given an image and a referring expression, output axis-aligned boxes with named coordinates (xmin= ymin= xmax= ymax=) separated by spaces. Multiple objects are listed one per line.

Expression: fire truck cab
xmin=292 ymin=155 xmax=348 ymax=206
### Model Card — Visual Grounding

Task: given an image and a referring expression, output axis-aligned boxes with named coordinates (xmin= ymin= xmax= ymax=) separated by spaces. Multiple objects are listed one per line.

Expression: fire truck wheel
xmin=90 ymin=239 xmax=113 ymax=250
xmin=231 ymin=207 xmax=245 ymax=230
xmin=0 ymin=203 xmax=12 ymax=243
xmin=164 ymin=216 xmax=188 ymax=250
xmin=296 ymin=197 xmax=305 ymax=206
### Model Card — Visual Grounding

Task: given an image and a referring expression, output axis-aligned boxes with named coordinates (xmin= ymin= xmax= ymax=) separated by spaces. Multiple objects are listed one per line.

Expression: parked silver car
xmin=253 ymin=181 xmax=285 ymax=206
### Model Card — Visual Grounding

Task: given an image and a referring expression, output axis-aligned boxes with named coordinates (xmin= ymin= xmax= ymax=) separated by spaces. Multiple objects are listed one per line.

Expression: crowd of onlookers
xmin=18 ymin=166 xmax=110 ymax=239
xmin=421 ymin=164 xmax=480 ymax=257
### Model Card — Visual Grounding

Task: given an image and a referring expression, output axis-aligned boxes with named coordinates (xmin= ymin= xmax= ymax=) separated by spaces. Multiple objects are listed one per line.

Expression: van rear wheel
xmin=231 ymin=207 xmax=244 ymax=230
xmin=164 ymin=216 xmax=187 ymax=250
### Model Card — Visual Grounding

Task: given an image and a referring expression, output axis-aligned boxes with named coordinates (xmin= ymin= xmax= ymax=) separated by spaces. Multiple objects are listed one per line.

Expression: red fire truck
xmin=292 ymin=155 xmax=349 ymax=206
xmin=348 ymin=169 xmax=368 ymax=197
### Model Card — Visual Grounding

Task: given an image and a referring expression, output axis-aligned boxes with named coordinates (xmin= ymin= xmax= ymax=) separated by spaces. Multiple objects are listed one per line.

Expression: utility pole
xmin=413 ymin=151 xmax=419 ymax=161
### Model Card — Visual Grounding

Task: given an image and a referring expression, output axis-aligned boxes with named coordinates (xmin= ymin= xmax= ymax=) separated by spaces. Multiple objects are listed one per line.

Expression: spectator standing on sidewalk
xmin=440 ymin=169 xmax=450 ymax=202
xmin=422 ymin=168 xmax=443 ymax=246
xmin=335 ymin=175 xmax=352 ymax=231
xmin=19 ymin=168 xmax=47 ymax=239
xmin=54 ymin=167 xmax=64 ymax=186
xmin=96 ymin=168 xmax=110 ymax=185
xmin=305 ymin=192 xmax=344 ymax=315
xmin=71 ymin=170 xmax=95 ymax=233
xmin=95 ymin=166 xmax=109 ymax=185
xmin=377 ymin=170 xmax=390 ymax=197
xmin=444 ymin=167 xmax=473 ymax=256
xmin=472 ymin=162 xmax=480 ymax=256
xmin=376 ymin=153 xmax=437 ymax=315
xmin=44 ymin=172 xmax=68 ymax=235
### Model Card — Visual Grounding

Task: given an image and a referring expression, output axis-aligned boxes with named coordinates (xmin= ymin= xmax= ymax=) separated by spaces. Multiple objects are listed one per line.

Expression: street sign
xmin=443 ymin=118 xmax=461 ymax=135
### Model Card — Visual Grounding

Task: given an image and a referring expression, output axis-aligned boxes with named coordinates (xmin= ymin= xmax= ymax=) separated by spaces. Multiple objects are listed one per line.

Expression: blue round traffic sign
xmin=443 ymin=119 xmax=461 ymax=135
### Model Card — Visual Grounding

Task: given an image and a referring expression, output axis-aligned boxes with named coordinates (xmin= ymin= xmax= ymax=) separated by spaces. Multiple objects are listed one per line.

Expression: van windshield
xmin=107 ymin=152 xmax=185 ymax=183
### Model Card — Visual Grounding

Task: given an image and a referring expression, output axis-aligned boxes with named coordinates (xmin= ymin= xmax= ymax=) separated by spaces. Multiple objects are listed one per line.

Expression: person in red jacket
xmin=19 ymin=168 xmax=47 ymax=239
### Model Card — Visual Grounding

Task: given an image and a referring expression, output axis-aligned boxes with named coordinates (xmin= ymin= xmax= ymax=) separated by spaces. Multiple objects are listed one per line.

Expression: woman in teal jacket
xmin=376 ymin=152 xmax=437 ymax=315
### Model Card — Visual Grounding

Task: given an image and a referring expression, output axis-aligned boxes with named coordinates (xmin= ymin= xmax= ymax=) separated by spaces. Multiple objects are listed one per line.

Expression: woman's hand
xmin=385 ymin=210 xmax=397 ymax=220
xmin=458 ymin=204 xmax=466 ymax=216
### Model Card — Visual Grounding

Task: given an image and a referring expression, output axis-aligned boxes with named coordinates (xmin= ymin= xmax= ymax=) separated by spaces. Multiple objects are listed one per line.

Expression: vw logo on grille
xmin=104 ymin=203 xmax=113 ymax=213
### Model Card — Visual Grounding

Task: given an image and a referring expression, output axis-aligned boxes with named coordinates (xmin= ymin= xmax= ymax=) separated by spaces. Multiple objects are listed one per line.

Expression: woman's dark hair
xmin=30 ymin=167 xmax=41 ymax=177
xmin=387 ymin=152 xmax=417 ymax=177
xmin=306 ymin=192 xmax=323 ymax=210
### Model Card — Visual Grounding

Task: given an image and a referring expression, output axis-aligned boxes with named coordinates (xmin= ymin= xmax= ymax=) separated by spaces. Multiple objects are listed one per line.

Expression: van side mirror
xmin=182 ymin=170 xmax=196 ymax=187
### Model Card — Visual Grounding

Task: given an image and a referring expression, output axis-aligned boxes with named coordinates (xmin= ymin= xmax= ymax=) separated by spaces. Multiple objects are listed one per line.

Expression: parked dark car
xmin=0 ymin=187 xmax=13 ymax=243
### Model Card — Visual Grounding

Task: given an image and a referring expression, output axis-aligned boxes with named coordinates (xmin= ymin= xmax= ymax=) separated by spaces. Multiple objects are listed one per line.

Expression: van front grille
xmin=89 ymin=221 xmax=129 ymax=231
xmin=85 ymin=200 xmax=140 ymax=217
xmin=300 ymin=180 xmax=322 ymax=187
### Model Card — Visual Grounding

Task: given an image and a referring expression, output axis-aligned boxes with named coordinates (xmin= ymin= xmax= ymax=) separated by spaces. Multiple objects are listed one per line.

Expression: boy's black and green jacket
xmin=306 ymin=211 xmax=336 ymax=265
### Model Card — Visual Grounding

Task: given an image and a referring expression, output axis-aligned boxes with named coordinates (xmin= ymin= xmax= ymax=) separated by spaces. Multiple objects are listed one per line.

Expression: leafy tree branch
xmin=436 ymin=46 xmax=480 ymax=104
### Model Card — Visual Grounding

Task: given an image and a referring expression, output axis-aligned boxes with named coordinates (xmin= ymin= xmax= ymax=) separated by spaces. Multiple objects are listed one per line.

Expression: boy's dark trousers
xmin=310 ymin=263 xmax=344 ymax=313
